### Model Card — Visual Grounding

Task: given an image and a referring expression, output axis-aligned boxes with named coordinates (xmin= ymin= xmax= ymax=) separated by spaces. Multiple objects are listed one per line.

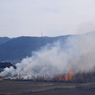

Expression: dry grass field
xmin=0 ymin=80 xmax=95 ymax=95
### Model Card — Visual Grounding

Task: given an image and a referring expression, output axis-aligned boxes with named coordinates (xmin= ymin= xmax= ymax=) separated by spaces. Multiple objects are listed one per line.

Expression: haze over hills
xmin=0 ymin=35 xmax=69 ymax=64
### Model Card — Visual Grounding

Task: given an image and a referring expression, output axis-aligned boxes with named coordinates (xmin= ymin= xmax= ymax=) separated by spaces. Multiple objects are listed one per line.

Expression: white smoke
xmin=0 ymin=32 xmax=95 ymax=79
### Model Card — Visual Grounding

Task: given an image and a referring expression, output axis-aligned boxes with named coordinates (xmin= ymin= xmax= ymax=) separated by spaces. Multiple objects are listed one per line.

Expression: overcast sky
xmin=0 ymin=0 xmax=95 ymax=37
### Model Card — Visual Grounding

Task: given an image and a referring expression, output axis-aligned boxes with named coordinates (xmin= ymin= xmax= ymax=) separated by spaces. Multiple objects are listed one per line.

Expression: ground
xmin=0 ymin=80 xmax=95 ymax=95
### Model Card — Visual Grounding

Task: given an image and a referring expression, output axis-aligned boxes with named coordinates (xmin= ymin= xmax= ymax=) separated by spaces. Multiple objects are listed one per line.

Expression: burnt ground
xmin=0 ymin=80 xmax=95 ymax=95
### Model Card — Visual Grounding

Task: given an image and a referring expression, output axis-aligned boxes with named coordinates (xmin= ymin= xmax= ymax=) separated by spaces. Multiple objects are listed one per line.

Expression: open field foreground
xmin=0 ymin=80 xmax=95 ymax=95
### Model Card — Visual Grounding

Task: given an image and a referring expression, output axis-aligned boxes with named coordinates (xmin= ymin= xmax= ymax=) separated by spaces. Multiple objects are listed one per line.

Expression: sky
xmin=0 ymin=0 xmax=95 ymax=37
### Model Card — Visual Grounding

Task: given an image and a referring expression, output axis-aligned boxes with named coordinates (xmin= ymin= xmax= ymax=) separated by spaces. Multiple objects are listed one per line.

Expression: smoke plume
xmin=0 ymin=32 xmax=95 ymax=79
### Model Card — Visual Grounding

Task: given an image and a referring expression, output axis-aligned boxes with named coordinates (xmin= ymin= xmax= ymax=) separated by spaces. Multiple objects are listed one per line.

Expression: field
xmin=0 ymin=80 xmax=95 ymax=95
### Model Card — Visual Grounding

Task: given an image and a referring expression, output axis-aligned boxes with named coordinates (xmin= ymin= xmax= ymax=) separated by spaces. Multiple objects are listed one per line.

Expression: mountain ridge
xmin=0 ymin=35 xmax=70 ymax=64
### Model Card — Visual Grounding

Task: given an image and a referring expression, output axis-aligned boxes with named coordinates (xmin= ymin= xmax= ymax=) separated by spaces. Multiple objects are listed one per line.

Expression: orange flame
xmin=58 ymin=68 xmax=72 ymax=81
xmin=65 ymin=68 xmax=72 ymax=81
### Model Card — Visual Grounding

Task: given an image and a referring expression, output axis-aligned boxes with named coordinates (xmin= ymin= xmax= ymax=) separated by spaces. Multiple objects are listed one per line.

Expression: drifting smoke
xmin=0 ymin=32 xmax=95 ymax=79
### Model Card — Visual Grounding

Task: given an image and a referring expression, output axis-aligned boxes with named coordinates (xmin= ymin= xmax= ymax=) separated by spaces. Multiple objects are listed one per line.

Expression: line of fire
xmin=1 ymin=63 xmax=95 ymax=82
xmin=0 ymin=61 xmax=95 ymax=82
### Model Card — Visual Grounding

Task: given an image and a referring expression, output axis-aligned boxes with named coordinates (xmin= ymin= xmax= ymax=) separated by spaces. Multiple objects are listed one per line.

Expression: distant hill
xmin=0 ymin=37 xmax=11 ymax=44
xmin=0 ymin=36 xmax=69 ymax=64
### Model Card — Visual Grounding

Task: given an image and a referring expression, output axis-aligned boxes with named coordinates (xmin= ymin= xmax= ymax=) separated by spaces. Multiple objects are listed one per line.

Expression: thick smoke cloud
xmin=0 ymin=32 xmax=95 ymax=79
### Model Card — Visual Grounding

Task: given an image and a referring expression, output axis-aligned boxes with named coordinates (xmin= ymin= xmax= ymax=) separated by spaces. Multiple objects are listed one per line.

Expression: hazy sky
xmin=0 ymin=0 xmax=95 ymax=37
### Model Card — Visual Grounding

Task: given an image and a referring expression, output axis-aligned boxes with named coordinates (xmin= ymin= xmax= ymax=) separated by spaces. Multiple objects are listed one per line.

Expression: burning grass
xmin=1 ymin=67 xmax=95 ymax=82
